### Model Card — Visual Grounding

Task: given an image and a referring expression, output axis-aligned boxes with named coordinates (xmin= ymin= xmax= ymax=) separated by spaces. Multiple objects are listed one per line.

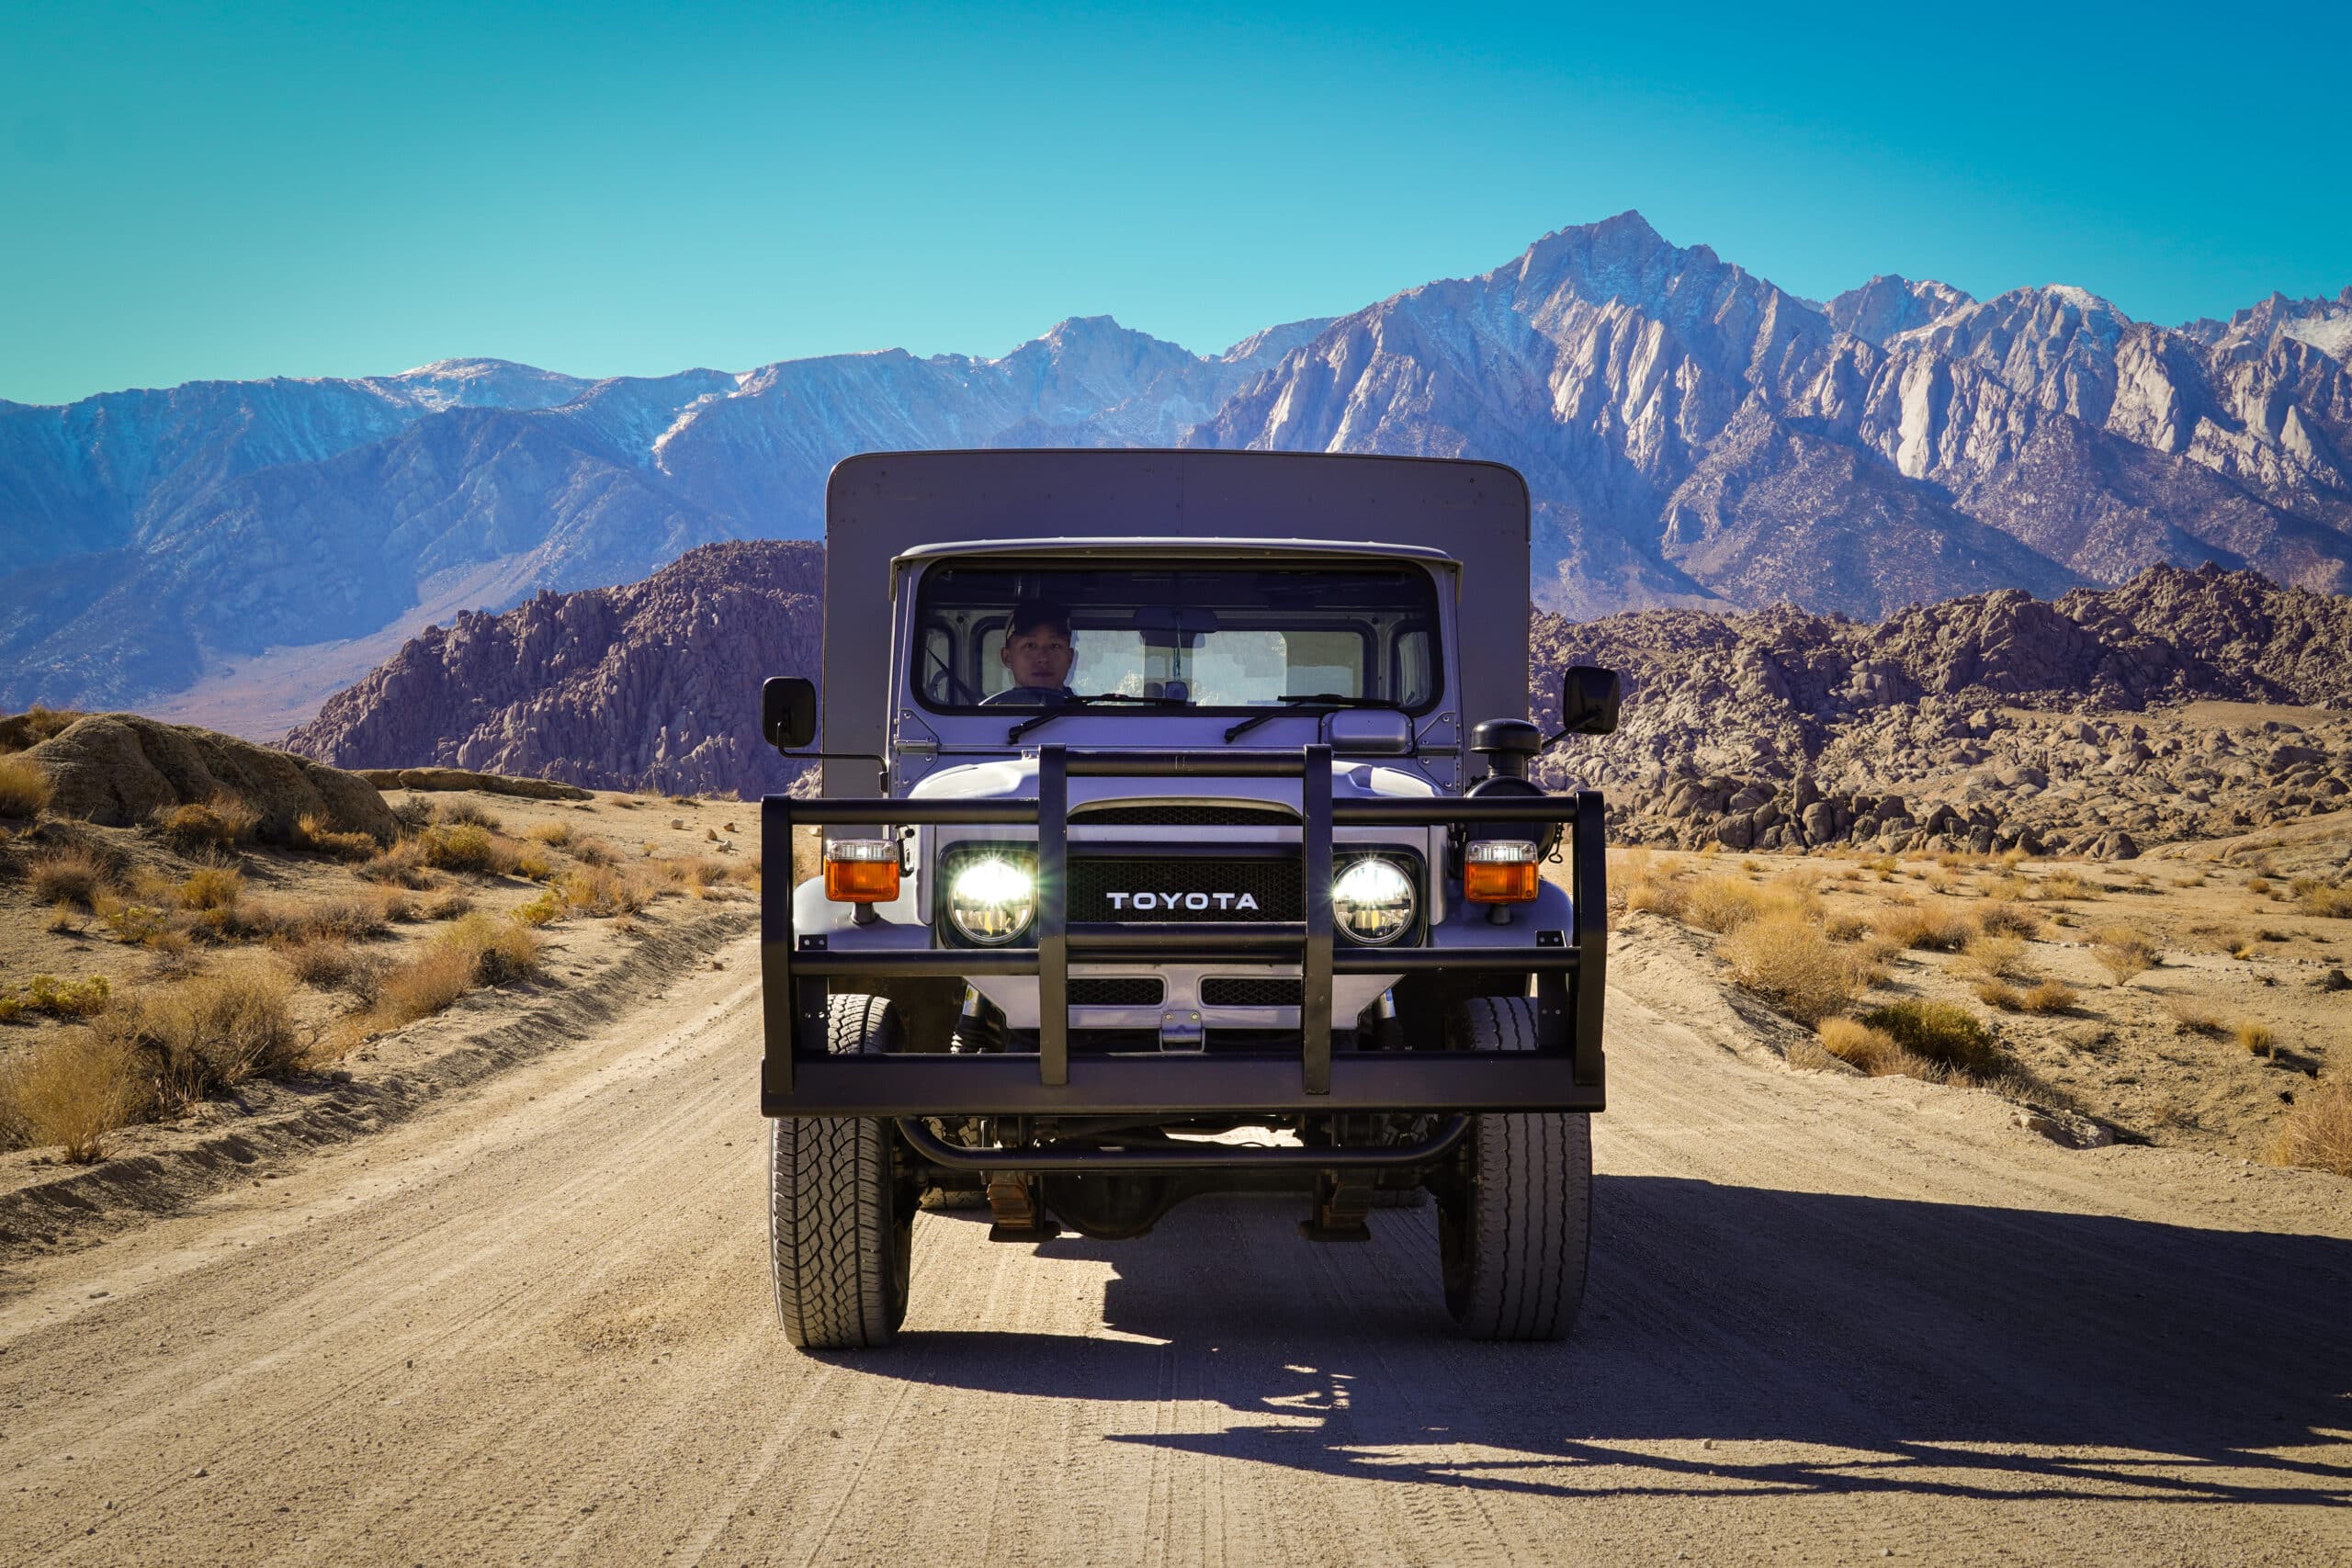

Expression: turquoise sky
xmin=5 ymin=0 xmax=2346 ymax=405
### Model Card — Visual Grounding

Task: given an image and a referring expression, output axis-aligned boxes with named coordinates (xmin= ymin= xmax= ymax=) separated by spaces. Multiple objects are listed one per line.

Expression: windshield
xmin=911 ymin=559 xmax=1443 ymax=714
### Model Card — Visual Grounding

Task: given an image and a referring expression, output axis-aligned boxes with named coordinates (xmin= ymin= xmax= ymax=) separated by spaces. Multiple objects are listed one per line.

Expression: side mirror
xmin=1557 ymin=665 xmax=1621 ymax=737
xmin=762 ymin=676 xmax=817 ymax=750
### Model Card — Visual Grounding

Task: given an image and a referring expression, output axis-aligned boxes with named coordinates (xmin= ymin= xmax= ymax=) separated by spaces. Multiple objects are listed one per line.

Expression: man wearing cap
xmin=982 ymin=600 xmax=1077 ymax=705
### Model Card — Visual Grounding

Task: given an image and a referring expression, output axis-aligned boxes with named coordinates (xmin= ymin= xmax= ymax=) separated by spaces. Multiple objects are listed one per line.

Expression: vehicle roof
xmin=892 ymin=536 xmax=1460 ymax=567
xmin=819 ymin=449 xmax=1532 ymax=784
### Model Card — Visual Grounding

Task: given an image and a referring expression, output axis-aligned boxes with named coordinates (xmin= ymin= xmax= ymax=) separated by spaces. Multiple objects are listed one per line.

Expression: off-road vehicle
xmin=759 ymin=449 xmax=1617 ymax=1348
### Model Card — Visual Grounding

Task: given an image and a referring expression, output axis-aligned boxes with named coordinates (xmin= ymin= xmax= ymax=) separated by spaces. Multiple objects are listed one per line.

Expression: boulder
xmin=358 ymin=767 xmax=593 ymax=802
xmin=20 ymin=713 xmax=396 ymax=843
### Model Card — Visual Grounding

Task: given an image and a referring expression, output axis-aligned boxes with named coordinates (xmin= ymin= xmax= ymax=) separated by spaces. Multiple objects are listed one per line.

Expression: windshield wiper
xmin=1007 ymin=694 xmax=1190 ymax=744
xmin=1223 ymin=694 xmax=1400 ymax=744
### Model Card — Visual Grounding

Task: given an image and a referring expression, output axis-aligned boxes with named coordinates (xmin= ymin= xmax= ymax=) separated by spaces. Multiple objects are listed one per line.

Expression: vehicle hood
xmin=905 ymin=756 xmax=1442 ymax=805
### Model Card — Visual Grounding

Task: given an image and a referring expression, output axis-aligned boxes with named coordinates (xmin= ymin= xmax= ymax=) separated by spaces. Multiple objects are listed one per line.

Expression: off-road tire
xmin=1438 ymin=997 xmax=1591 ymax=1341
xmin=770 ymin=995 xmax=914 ymax=1349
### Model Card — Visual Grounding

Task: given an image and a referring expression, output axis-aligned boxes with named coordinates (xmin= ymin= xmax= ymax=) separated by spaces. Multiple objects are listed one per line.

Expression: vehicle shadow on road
xmin=869 ymin=1178 xmax=2352 ymax=1510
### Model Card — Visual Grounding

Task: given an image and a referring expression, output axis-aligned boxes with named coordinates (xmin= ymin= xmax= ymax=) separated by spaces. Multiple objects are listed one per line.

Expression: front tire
xmin=1438 ymin=998 xmax=1592 ymax=1341
xmin=770 ymin=995 xmax=914 ymax=1349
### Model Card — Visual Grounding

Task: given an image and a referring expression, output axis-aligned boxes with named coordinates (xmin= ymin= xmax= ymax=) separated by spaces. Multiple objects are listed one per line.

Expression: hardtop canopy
xmin=820 ymin=449 xmax=1532 ymax=769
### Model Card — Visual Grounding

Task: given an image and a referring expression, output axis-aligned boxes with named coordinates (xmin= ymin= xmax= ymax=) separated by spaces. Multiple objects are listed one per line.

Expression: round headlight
xmin=1332 ymin=856 xmax=1416 ymax=945
xmin=948 ymin=855 xmax=1036 ymax=945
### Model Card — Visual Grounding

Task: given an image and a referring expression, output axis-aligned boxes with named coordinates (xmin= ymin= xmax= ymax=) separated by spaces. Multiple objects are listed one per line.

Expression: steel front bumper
xmin=759 ymin=745 xmax=1607 ymax=1117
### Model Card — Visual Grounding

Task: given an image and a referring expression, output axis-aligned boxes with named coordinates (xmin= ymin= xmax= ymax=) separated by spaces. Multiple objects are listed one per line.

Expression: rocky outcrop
xmin=17 ymin=714 xmax=395 ymax=842
xmin=1533 ymin=562 xmax=2352 ymax=853
xmin=284 ymin=540 xmax=822 ymax=798
xmin=356 ymin=768 xmax=591 ymax=801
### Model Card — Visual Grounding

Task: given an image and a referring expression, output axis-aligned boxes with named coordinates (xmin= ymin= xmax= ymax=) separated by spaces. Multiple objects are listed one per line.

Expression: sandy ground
xmin=1 ymin=925 xmax=2346 ymax=1566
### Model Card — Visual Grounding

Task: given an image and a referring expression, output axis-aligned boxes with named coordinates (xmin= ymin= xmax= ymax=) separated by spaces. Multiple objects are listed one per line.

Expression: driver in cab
xmin=982 ymin=600 xmax=1076 ymax=706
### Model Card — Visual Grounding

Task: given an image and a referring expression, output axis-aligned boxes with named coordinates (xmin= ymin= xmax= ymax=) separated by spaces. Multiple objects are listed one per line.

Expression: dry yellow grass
xmin=524 ymin=820 xmax=574 ymax=847
xmin=1977 ymin=900 xmax=2043 ymax=937
xmin=365 ymin=912 xmax=548 ymax=1032
xmin=558 ymin=863 xmax=650 ymax=917
xmin=1623 ymin=876 xmax=1689 ymax=919
xmin=423 ymin=891 xmax=474 ymax=921
xmin=359 ymin=836 xmax=434 ymax=888
xmin=2041 ymin=868 xmax=2097 ymax=900
xmin=2299 ymin=884 xmax=2352 ymax=919
xmin=1957 ymin=933 xmax=2030 ymax=980
xmin=2233 ymin=1020 xmax=2276 ymax=1057
xmin=1814 ymin=1017 xmax=1935 ymax=1078
xmin=175 ymin=864 xmax=244 ymax=911
xmin=2267 ymin=1077 xmax=2352 ymax=1177
xmin=1720 ymin=913 xmax=1856 ymax=1024
xmin=2089 ymin=925 xmax=2159 ymax=984
xmin=2020 ymin=979 xmax=2077 ymax=1014
xmin=2164 ymin=996 xmax=2225 ymax=1036
xmin=0 ymin=1029 xmax=149 ymax=1160
xmin=153 ymin=795 xmax=259 ymax=854
xmin=0 ymin=973 xmax=112 ymax=1022
xmin=511 ymin=844 xmax=555 ymax=881
xmin=293 ymin=812 xmax=379 ymax=862
xmin=98 ymin=962 xmax=304 ymax=1107
xmin=434 ymin=799 xmax=504 ymax=831
xmin=1872 ymin=904 xmax=1971 ymax=953
xmin=418 ymin=822 xmax=514 ymax=875
xmin=571 ymin=837 xmax=619 ymax=868
xmin=0 ymin=754 xmax=54 ymax=818
xmin=30 ymin=844 xmax=108 ymax=908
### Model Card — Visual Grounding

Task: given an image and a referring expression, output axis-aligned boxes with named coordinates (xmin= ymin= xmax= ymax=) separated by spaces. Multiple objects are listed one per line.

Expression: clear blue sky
xmin=5 ymin=0 xmax=2346 ymax=405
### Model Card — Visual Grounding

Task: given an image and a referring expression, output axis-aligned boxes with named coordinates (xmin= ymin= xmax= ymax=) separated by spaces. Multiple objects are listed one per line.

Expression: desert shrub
xmin=111 ymin=963 xmax=303 ymax=1104
xmin=294 ymin=812 xmax=379 ymax=862
xmin=389 ymin=795 xmax=432 ymax=831
xmin=1872 ymin=904 xmax=1970 ymax=953
xmin=1977 ymin=900 xmax=2042 ymax=938
xmin=358 ymin=837 xmax=435 ymax=888
xmin=0 ymin=755 xmax=54 ymax=818
xmin=2164 ymin=997 xmax=2224 ymax=1036
xmin=31 ymin=845 xmax=108 ymax=908
xmin=2233 ymin=1020 xmax=2276 ymax=1057
xmin=95 ymin=894 xmax=171 ymax=945
xmin=153 ymin=796 xmax=259 ymax=854
xmin=1624 ymin=875 xmax=1689 ymax=919
xmin=1 ymin=1029 xmax=149 ymax=1160
xmin=1859 ymin=999 xmax=2002 ymax=1077
xmin=419 ymin=822 xmax=516 ymax=876
xmin=0 ymin=973 xmax=112 ymax=1022
xmin=2245 ymin=877 xmax=2271 ymax=897
xmin=1720 ymin=913 xmax=1855 ymax=1024
xmin=461 ymin=915 xmax=545 ymax=985
xmin=176 ymin=865 xmax=244 ymax=911
xmin=44 ymin=902 xmax=85 ymax=935
xmin=2299 ymin=885 xmax=2352 ymax=919
xmin=279 ymin=935 xmax=359 ymax=989
xmin=2041 ymin=868 xmax=2096 ymax=900
xmin=424 ymin=891 xmax=474 ymax=921
xmin=371 ymin=942 xmax=478 ymax=1027
xmin=2088 ymin=925 xmax=2159 ymax=984
xmin=1972 ymin=978 xmax=2026 ymax=1011
xmin=2020 ymin=980 xmax=2077 ymax=1014
xmin=434 ymin=799 xmax=503 ymax=830
xmin=559 ymin=863 xmax=649 ymax=917
xmin=511 ymin=844 xmax=555 ymax=881
xmin=515 ymin=890 xmax=565 ymax=927
xmin=669 ymin=856 xmax=730 ymax=892
xmin=572 ymin=837 xmax=619 ymax=868
xmin=1814 ymin=1017 xmax=1929 ymax=1077
xmin=1685 ymin=874 xmax=1767 ymax=933
xmin=1823 ymin=913 xmax=1873 ymax=942
xmin=526 ymin=820 xmax=574 ymax=847
xmin=301 ymin=897 xmax=391 ymax=942
xmin=1957 ymin=933 xmax=2030 ymax=980
xmin=378 ymin=890 xmax=419 ymax=924
xmin=2267 ymin=1077 xmax=2352 ymax=1177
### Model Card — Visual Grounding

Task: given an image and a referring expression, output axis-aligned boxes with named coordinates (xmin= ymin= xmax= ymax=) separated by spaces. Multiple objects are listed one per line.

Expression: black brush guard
xmin=759 ymin=745 xmax=1606 ymax=1118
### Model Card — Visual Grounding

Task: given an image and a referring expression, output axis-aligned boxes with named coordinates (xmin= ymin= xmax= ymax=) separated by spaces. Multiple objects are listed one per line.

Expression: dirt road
xmin=4 ymin=933 xmax=2347 ymax=1566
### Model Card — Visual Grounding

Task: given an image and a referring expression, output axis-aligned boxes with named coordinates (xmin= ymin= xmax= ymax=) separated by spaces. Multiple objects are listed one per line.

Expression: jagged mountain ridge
xmin=7 ymin=212 xmax=2351 ymax=726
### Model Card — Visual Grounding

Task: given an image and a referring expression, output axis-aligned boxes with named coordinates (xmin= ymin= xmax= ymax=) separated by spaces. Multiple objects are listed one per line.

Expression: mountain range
xmin=6 ymin=210 xmax=2349 ymax=735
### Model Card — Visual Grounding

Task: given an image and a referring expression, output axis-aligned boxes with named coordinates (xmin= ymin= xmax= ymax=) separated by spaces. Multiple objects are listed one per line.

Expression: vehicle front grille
xmin=1068 ymin=856 xmax=1303 ymax=921
xmin=1201 ymin=976 xmax=1303 ymax=1007
xmin=1068 ymin=977 xmax=1164 ymax=1006
xmin=1071 ymin=805 xmax=1297 ymax=827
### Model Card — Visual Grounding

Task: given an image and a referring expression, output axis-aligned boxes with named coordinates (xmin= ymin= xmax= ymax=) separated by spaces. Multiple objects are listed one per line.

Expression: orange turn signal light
xmin=824 ymin=839 xmax=900 ymax=903
xmin=1464 ymin=840 xmax=1540 ymax=904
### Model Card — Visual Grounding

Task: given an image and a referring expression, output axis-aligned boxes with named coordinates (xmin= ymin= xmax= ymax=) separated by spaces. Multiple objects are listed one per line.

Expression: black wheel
xmin=769 ymin=995 xmax=915 ymax=1349
xmin=1437 ymin=997 xmax=1592 ymax=1341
